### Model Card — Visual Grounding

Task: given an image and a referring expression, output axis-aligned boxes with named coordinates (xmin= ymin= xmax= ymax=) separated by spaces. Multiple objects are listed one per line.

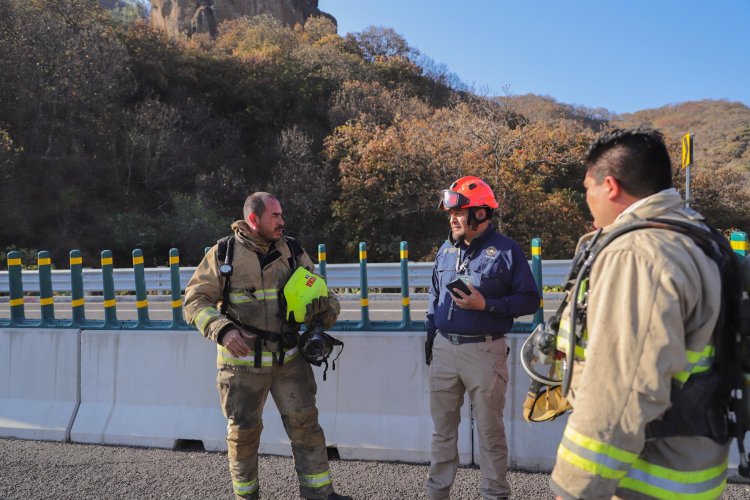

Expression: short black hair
xmin=585 ymin=127 xmax=673 ymax=198
xmin=243 ymin=192 xmax=276 ymax=220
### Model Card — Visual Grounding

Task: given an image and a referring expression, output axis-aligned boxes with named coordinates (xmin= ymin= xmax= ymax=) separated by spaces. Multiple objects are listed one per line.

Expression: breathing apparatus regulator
xmin=284 ymin=267 xmax=344 ymax=380
xmin=519 ymin=217 xmax=750 ymax=475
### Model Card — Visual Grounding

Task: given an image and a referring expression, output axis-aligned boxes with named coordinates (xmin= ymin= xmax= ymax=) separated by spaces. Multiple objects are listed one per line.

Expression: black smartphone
xmin=446 ymin=278 xmax=472 ymax=298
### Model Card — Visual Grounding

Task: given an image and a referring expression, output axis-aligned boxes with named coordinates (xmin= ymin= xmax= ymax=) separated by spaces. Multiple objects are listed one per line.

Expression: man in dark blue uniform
xmin=425 ymin=176 xmax=540 ymax=500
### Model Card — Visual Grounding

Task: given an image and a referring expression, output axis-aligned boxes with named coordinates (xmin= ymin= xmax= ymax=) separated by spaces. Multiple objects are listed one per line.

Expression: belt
xmin=438 ymin=330 xmax=505 ymax=345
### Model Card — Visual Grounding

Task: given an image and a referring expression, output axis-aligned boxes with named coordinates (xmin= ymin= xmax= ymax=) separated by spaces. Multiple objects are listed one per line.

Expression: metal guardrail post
xmin=132 ymin=249 xmax=151 ymax=327
xmin=318 ymin=244 xmax=327 ymax=281
xmin=731 ymin=231 xmax=748 ymax=259
xmin=358 ymin=242 xmax=370 ymax=330
xmin=532 ymin=238 xmax=544 ymax=327
xmin=398 ymin=241 xmax=412 ymax=330
xmin=101 ymin=250 xmax=119 ymax=326
xmin=38 ymin=251 xmax=56 ymax=325
xmin=70 ymin=250 xmax=86 ymax=327
xmin=204 ymin=246 xmax=211 ymax=256
xmin=169 ymin=248 xmax=185 ymax=329
xmin=8 ymin=251 xmax=25 ymax=325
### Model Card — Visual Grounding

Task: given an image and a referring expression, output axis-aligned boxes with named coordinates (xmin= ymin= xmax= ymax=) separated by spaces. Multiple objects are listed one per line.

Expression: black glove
xmin=425 ymin=330 xmax=436 ymax=365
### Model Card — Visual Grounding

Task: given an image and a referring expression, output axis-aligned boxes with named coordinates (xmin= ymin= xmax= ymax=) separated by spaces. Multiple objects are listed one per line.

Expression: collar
xmin=450 ymin=223 xmax=495 ymax=251
xmin=231 ymin=220 xmax=274 ymax=254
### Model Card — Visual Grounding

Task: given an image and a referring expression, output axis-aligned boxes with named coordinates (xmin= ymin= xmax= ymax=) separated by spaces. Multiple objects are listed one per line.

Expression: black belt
xmin=438 ymin=330 xmax=505 ymax=345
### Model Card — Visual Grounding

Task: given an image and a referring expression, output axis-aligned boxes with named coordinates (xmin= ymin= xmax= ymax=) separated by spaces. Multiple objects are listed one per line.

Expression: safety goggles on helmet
xmin=440 ymin=190 xmax=471 ymax=210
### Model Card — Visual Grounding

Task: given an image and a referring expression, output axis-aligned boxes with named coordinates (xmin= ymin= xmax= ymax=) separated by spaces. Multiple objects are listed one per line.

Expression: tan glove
xmin=304 ymin=295 xmax=338 ymax=328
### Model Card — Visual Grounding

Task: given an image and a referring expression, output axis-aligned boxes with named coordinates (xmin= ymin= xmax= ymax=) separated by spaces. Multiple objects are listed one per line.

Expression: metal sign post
xmin=682 ymin=132 xmax=693 ymax=206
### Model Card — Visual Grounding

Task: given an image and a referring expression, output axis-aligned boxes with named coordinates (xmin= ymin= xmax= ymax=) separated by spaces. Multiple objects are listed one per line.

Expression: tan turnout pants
xmin=427 ymin=333 xmax=511 ymax=500
xmin=217 ymin=356 xmax=334 ymax=500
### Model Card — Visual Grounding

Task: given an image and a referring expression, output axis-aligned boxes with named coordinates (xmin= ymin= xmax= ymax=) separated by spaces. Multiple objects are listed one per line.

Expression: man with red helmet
xmin=426 ymin=176 xmax=540 ymax=499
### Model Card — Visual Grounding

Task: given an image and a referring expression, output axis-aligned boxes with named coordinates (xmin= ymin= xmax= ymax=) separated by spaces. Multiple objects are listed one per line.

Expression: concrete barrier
xmin=261 ymin=331 xmax=472 ymax=464
xmin=0 ymin=328 xmax=80 ymax=441
xmin=0 ymin=327 xmax=600 ymax=472
xmin=70 ymin=329 xmax=227 ymax=450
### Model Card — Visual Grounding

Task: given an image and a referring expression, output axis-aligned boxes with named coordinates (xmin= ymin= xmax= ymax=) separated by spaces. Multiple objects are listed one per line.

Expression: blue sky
xmin=318 ymin=0 xmax=750 ymax=114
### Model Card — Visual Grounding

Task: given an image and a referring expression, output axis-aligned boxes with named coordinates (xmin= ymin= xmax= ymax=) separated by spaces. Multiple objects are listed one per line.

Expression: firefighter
xmin=550 ymin=128 xmax=729 ymax=499
xmin=184 ymin=192 xmax=351 ymax=500
xmin=425 ymin=176 xmax=540 ymax=499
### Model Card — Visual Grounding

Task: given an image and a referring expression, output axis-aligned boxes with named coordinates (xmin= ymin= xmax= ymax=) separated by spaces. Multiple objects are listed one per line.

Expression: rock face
xmin=150 ymin=0 xmax=335 ymax=38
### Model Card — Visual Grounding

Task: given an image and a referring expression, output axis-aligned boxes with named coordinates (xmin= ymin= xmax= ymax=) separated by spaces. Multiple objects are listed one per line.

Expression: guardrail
xmin=0 ymin=260 xmax=571 ymax=294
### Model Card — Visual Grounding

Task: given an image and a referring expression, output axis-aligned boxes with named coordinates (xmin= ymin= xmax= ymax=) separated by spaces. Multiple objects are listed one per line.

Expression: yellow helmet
xmin=283 ymin=267 xmax=329 ymax=323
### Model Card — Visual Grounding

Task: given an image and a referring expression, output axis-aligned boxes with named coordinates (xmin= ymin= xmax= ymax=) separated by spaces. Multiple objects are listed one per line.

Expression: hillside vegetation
xmin=1 ymin=0 xmax=748 ymax=268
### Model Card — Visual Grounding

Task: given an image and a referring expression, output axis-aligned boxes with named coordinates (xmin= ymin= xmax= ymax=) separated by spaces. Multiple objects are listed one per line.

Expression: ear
xmin=247 ymin=213 xmax=258 ymax=229
xmin=603 ymin=175 xmax=621 ymax=201
xmin=474 ymin=207 xmax=487 ymax=222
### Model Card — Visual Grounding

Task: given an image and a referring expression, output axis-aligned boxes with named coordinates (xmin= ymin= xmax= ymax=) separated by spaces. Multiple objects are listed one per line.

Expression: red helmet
xmin=439 ymin=176 xmax=499 ymax=210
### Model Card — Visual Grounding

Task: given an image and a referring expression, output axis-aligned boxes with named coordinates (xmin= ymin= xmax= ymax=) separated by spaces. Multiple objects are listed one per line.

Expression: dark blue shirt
xmin=426 ymin=224 xmax=540 ymax=336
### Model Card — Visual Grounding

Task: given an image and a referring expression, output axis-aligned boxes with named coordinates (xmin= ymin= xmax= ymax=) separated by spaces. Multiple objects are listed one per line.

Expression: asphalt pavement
xmin=2 ymin=438 xmax=749 ymax=499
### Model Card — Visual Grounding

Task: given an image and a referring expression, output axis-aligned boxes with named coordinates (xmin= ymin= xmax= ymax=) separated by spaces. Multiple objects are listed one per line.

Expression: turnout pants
xmin=427 ymin=334 xmax=511 ymax=500
xmin=217 ymin=355 xmax=333 ymax=499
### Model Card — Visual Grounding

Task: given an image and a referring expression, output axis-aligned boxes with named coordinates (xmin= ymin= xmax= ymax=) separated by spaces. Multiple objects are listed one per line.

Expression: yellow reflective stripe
xmin=38 ymin=258 xmax=51 ymax=266
xmin=233 ymin=478 xmax=258 ymax=495
xmin=70 ymin=257 xmax=83 ymax=265
xmin=532 ymin=246 xmax=541 ymax=256
xmin=132 ymin=256 xmax=144 ymax=265
xmin=555 ymin=333 xmax=586 ymax=360
xmin=565 ymin=427 xmax=638 ymax=464
xmin=298 ymin=470 xmax=332 ymax=488
xmin=400 ymin=249 xmax=408 ymax=259
xmin=577 ymin=277 xmax=588 ymax=303
xmin=169 ymin=255 xmax=179 ymax=265
xmin=103 ymin=299 xmax=116 ymax=308
xmin=401 ymin=297 xmax=410 ymax=306
xmin=620 ymin=458 xmax=727 ymax=499
xmin=136 ymin=299 xmax=148 ymax=308
xmin=217 ymin=345 xmax=299 ymax=367
xmin=101 ymin=257 xmax=113 ymax=266
xmin=674 ymin=345 xmax=714 ymax=383
xmin=731 ymin=240 xmax=748 ymax=251
xmin=9 ymin=298 xmax=24 ymax=307
xmin=557 ymin=444 xmax=627 ymax=480
xmin=360 ymin=298 xmax=369 ymax=307
xmin=359 ymin=250 xmax=367 ymax=260
xmin=228 ymin=289 xmax=279 ymax=304
xmin=171 ymin=299 xmax=182 ymax=308
xmin=539 ymin=298 xmax=544 ymax=307
xmin=8 ymin=258 xmax=22 ymax=266
xmin=195 ymin=306 xmax=221 ymax=333
xmin=40 ymin=297 xmax=54 ymax=306
xmin=71 ymin=298 xmax=84 ymax=307
xmin=319 ymin=252 xmax=327 ymax=261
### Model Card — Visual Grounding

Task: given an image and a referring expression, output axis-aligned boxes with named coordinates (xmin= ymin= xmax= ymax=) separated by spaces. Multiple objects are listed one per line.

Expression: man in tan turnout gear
xmin=550 ymin=128 xmax=729 ymax=499
xmin=184 ymin=192 xmax=351 ymax=500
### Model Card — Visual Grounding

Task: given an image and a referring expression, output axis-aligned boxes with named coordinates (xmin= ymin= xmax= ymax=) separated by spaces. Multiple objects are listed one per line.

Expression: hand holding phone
xmin=446 ymin=277 xmax=472 ymax=298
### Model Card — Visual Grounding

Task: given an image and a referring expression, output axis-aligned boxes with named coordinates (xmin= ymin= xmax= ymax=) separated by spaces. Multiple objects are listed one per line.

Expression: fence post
xmin=70 ymin=250 xmax=86 ymax=327
xmin=101 ymin=250 xmax=118 ymax=326
xmin=399 ymin=241 xmax=412 ymax=330
xmin=318 ymin=244 xmax=327 ymax=281
xmin=132 ymin=249 xmax=151 ymax=327
xmin=169 ymin=248 xmax=185 ymax=329
xmin=731 ymin=231 xmax=748 ymax=260
xmin=38 ymin=251 xmax=55 ymax=325
xmin=531 ymin=238 xmax=544 ymax=327
xmin=7 ymin=251 xmax=25 ymax=325
xmin=358 ymin=242 xmax=370 ymax=330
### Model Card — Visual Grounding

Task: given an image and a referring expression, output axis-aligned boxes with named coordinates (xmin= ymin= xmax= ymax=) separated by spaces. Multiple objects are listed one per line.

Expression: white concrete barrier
xmin=0 ymin=328 xmax=80 ymax=441
xmin=70 ymin=329 xmax=227 ymax=450
xmin=261 ymin=331 xmax=472 ymax=464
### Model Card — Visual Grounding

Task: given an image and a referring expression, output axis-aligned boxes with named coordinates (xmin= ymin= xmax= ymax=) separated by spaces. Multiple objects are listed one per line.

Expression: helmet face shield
xmin=440 ymin=190 xmax=471 ymax=210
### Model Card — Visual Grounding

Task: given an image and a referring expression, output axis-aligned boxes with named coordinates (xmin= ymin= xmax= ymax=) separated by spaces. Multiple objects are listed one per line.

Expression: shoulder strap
xmin=284 ymin=236 xmax=304 ymax=270
xmin=216 ymin=235 xmax=235 ymax=316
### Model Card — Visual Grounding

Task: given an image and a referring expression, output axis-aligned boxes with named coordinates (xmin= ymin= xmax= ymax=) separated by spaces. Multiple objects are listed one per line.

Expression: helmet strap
xmin=468 ymin=208 xmax=490 ymax=231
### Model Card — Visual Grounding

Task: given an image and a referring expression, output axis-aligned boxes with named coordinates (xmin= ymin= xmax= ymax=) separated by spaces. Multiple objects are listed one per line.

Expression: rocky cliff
xmin=150 ymin=0 xmax=335 ymax=38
